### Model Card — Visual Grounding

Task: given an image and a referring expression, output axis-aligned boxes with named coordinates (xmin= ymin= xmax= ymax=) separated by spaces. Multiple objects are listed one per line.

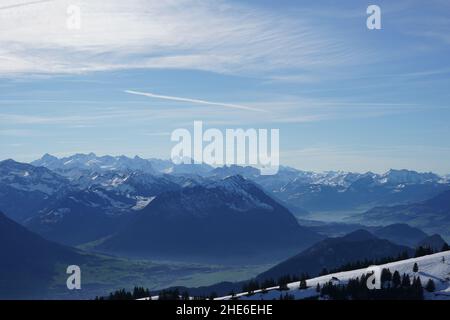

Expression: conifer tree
xmin=401 ymin=274 xmax=411 ymax=287
xmin=392 ymin=271 xmax=401 ymax=288
xmin=413 ymin=277 xmax=424 ymax=300
xmin=299 ymin=279 xmax=307 ymax=290
xmin=425 ymin=279 xmax=436 ymax=292
xmin=381 ymin=268 xmax=392 ymax=285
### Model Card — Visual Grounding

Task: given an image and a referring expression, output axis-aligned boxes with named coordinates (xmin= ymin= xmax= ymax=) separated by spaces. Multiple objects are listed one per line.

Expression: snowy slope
xmin=215 ymin=251 xmax=450 ymax=300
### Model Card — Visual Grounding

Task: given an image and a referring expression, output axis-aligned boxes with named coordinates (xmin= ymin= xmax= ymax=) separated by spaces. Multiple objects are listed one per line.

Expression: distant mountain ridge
xmin=32 ymin=153 xmax=213 ymax=177
xmin=417 ymin=234 xmax=448 ymax=251
xmin=33 ymin=153 xmax=156 ymax=175
xmin=30 ymin=153 xmax=448 ymax=186
xmin=351 ymin=190 xmax=450 ymax=241
xmin=299 ymin=221 xmax=432 ymax=248
xmin=29 ymin=153 xmax=450 ymax=215
xmin=2 ymin=154 xmax=449 ymax=254
xmin=371 ymin=223 xmax=429 ymax=248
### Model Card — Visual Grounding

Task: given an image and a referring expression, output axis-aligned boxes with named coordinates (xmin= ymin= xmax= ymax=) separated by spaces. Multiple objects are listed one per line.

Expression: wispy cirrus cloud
xmin=0 ymin=0 xmax=360 ymax=77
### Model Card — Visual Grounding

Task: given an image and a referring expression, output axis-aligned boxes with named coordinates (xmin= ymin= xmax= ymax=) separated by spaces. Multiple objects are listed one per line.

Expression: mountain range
xmin=2 ymin=154 xmax=449 ymax=254
xmin=97 ymin=175 xmax=322 ymax=262
xmin=31 ymin=153 xmax=450 ymax=215
xmin=1 ymin=157 xmax=323 ymax=262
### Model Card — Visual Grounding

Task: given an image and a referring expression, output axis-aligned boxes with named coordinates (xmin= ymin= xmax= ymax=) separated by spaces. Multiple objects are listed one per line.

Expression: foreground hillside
xmin=216 ymin=251 xmax=450 ymax=300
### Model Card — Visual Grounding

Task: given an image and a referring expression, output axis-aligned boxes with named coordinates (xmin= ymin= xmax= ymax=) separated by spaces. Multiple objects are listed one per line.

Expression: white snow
xmin=132 ymin=196 xmax=156 ymax=210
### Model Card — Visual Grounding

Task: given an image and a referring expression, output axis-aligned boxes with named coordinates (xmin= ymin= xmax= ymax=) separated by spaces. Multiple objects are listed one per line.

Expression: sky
xmin=0 ymin=0 xmax=450 ymax=174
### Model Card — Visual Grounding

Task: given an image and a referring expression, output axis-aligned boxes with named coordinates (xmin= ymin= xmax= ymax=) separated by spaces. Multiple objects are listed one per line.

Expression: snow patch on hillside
xmin=132 ymin=196 xmax=156 ymax=210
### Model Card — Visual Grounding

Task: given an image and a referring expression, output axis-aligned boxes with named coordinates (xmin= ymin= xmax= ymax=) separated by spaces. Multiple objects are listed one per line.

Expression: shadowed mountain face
xmin=304 ymin=221 xmax=429 ymax=248
xmin=98 ymin=176 xmax=322 ymax=263
xmin=256 ymin=230 xmax=413 ymax=281
xmin=371 ymin=224 xmax=429 ymax=248
xmin=0 ymin=211 xmax=84 ymax=299
xmin=24 ymin=188 xmax=137 ymax=245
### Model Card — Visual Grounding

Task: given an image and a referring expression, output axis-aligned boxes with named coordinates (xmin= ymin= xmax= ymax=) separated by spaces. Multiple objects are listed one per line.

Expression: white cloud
xmin=0 ymin=0 xmax=357 ymax=77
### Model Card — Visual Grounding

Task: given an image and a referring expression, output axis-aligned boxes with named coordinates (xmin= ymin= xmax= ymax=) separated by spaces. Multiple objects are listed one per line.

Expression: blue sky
xmin=0 ymin=0 xmax=450 ymax=174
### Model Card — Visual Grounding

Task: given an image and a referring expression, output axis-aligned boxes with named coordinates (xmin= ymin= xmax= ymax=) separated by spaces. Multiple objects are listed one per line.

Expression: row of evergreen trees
xmin=241 ymin=273 xmax=310 ymax=296
xmin=319 ymin=251 xmax=411 ymax=276
xmin=96 ymin=287 xmax=151 ymax=300
xmin=318 ymin=268 xmax=437 ymax=300
xmin=415 ymin=243 xmax=450 ymax=257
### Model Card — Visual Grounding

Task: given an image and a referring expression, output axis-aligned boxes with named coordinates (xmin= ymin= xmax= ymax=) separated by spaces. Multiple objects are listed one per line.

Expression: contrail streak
xmin=124 ymin=90 xmax=266 ymax=113
xmin=0 ymin=0 xmax=54 ymax=11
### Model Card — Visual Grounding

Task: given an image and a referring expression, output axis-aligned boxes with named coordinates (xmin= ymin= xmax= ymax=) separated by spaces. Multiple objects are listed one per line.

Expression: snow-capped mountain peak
xmin=379 ymin=169 xmax=441 ymax=185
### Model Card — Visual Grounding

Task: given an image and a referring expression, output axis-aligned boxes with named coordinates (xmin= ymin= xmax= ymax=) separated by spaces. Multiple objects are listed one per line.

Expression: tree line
xmin=318 ymin=268 xmax=437 ymax=300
